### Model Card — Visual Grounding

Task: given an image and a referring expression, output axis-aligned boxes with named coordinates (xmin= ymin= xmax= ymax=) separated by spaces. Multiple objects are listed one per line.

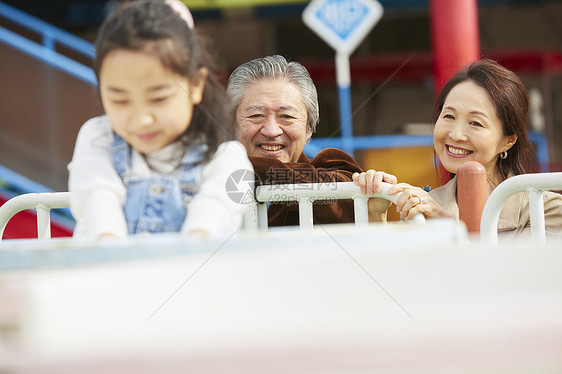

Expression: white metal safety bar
xmin=480 ymin=172 xmax=562 ymax=244
xmin=0 ymin=192 xmax=70 ymax=240
xmin=245 ymin=181 xmax=425 ymax=231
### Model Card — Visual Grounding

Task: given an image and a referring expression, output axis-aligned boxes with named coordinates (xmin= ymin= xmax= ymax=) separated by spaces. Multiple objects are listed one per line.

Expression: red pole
xmin=457 ymin=161 xmax=488 ymax=237
xmin=430 ymin=0 xmax=480 ymax=94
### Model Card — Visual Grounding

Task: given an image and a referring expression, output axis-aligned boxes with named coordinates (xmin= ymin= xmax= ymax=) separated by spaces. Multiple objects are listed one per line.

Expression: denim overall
xmin=111 ymin=134 xmax=204 ymax=234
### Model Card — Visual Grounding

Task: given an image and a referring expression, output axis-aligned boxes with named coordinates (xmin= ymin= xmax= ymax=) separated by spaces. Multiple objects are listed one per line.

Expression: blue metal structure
xmin=307 ymin=132 xmax=550 ymax=173
xmin=0 ymin=0 xmax=552 ymax=177
xmin=0 ymin=1 xmax=96 ymax=85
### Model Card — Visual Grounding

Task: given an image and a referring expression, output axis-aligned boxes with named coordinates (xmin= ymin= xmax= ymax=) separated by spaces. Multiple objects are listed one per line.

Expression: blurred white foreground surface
xmin=1 ymin=220 xmax=562 ymax=373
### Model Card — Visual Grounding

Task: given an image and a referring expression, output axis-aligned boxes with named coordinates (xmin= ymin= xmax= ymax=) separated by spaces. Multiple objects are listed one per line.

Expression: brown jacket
xmin=250 ymin=148 xmax=363 ymax=226
xmin=430 ymin=176 xmax=562 ymax=239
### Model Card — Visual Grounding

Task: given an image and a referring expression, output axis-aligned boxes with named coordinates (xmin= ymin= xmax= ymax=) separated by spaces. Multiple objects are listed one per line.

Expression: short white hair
xmin=227 ymin=55 xmax=319 ymax=142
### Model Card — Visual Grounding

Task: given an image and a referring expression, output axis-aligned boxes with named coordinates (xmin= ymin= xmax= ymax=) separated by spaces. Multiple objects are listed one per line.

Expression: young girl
xmin=68 ymin=0 xmax=253 ymax=239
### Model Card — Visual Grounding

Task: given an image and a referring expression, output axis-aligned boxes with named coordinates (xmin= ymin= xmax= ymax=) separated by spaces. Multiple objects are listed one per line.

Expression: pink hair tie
xmin=165 ymin=0 xmax=194 ymax=29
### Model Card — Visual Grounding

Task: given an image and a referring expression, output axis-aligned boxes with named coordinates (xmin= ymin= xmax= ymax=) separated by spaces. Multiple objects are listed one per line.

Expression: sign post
xmin=303 ymin=0 xmax=383 ymax=156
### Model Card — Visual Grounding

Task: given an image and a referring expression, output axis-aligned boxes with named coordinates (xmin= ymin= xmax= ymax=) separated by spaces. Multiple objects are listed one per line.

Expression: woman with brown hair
xmin=389 ymin=59 xmax=562 ymax=237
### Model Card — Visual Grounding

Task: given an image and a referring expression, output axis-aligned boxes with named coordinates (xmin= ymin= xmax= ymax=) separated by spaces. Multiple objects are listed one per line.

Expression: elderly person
xmin=228 ymin=55 xmax=395 ymax=226
xmin=390 ymin=59 xmax=562 ymax=238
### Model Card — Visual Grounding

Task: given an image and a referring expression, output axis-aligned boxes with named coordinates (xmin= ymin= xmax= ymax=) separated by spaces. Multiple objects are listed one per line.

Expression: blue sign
xmin=315 ymin=0 xmax=369 ymax=41
xmin=303 ymin=0 xmax=383 ymax=56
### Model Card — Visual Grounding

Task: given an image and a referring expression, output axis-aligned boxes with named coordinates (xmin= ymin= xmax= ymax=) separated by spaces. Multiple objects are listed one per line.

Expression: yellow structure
xmin=358 ymin=146 xmax=441 ymax=221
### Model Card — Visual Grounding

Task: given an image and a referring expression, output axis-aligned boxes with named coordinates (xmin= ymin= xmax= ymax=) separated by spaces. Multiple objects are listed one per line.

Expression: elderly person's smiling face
xmin=235 ymin=78 xmax=309 ymax=163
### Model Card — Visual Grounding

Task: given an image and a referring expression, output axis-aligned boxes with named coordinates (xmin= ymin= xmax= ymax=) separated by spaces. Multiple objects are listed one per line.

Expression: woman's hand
xmin=388 ymin=183 xmax=452 ymax=220
xmin=353 ymin=170 xmax=398 ymax=222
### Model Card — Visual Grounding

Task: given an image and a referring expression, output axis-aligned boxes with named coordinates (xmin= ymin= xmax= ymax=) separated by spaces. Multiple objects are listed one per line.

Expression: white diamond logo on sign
xmin=303 ymin=0 xmax=383 ymax=56
xmin=316 ymin=0 xmax=368 ymax=41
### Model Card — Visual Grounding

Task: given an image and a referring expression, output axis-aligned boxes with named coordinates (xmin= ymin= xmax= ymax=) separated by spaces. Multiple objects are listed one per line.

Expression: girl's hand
xmin=353 ymin=170 xmax=398 ymax=222
xmin=188 ymin=228 xmax=209 ymax=237
xmin=97 ymin=233 xmax=119 ymax=240
xmin=388 ymin=183 xmax=452 ymax=221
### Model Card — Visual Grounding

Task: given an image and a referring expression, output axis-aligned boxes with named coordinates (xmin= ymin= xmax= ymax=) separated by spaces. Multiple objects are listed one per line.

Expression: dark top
xmin=250 ymin=148 xmax=363 ymax=226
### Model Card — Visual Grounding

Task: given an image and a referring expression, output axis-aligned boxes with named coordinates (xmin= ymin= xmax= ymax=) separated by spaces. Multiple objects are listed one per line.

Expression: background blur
xmin=1 ymin=0 xmax=561 ymax=196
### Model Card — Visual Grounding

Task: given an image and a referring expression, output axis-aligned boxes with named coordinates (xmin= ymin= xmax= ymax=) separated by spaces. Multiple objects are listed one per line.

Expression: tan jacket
xmin=430 ymin=176 xmax=562 ymax=239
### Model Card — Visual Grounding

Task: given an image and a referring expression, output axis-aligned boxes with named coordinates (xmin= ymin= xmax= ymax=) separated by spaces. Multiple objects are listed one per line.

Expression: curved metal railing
xmin=0 ymin=192 xmax=70 ymax=240
xmin=480 ymin=172 xmax=562 ymax=244
xmin=245 ymin=181 xmax=425 ymax=231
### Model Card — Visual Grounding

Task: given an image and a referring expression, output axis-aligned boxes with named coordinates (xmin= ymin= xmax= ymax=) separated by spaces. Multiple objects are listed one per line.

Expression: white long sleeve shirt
xmin=68 ymin=116 xmax=253 ymax=239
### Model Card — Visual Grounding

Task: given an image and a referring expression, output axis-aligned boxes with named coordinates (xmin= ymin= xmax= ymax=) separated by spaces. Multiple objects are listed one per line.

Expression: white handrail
xmin=480 ymin=173 xmax=562 ymax=244
xmin=249 ymin=181 xmax=425 ymax=230
xmin=0 ymin=192 xmax=70 ymax=240
xmin=1 ymin=185 xmax=428 ymax=239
